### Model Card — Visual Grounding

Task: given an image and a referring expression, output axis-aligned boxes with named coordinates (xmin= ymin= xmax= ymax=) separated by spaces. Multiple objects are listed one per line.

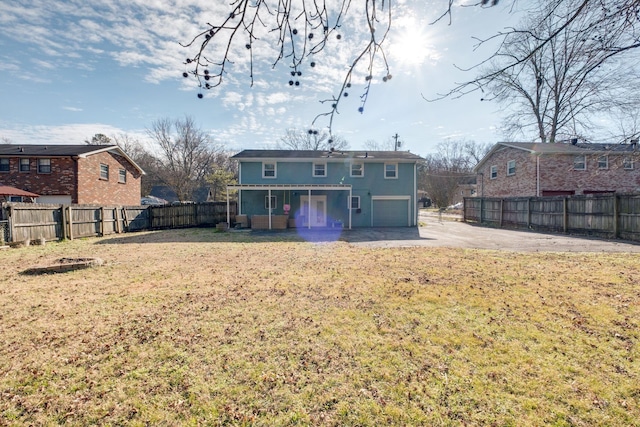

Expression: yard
xmin=1 ymin=228 xmax=639 ymax=426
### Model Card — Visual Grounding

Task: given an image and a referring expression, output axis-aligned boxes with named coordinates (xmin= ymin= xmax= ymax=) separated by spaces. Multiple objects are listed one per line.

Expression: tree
xmin=147 ymin=117 xmax=221 ymax=201
xmin=278 ymin=128 xmax=348 ymax=151
xmin=438 ymin=0 xmax=640 ymax=143
xmin=205 ymin=152 xmax=239 ymax=201
xmin=418 ymin=140 xmax=490 ymax=207
xmin=111 ymin=133 xmax=162 ymax=197
xmin=84 ymin=133 xmax=112 ymax=145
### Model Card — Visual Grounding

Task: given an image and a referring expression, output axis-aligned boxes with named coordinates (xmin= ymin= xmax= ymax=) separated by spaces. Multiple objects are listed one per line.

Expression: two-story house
xmin=227 ymin=150 xmax=423 ymax=228
xmin=0 ymin=144 xmax=145 ymax=205
xmin=475 ymin=141 xmax=640 ymax=198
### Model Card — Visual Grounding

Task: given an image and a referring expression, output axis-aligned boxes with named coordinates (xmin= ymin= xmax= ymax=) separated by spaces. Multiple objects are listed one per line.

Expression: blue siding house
xmin=227 ymin=150 xmax=423 ymax=229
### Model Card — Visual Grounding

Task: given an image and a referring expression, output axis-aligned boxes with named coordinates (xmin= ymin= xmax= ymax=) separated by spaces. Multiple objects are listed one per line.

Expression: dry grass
xmin=1 ymin=228 xmax=639 ymax=426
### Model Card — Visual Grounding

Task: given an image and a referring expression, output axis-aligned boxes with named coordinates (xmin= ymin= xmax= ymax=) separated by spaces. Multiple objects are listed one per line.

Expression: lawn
xmin=1 ymin=228 xmax=638 ymax=426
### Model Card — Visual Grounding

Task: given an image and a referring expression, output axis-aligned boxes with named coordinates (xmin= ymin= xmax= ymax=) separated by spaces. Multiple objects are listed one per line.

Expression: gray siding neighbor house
xmin=227 ymin=150 xmax=423 ymax=229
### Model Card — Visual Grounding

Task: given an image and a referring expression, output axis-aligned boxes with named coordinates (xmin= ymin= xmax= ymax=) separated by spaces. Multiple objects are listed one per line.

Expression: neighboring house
xmin=475 ymin=141 xmax=640 ymax=198
xmin=454 ymin=176 xmax=477 ymax=204
xmin=228 ymin=150 xmax=423 ymax=228
xmin=0 ymin=144 xmax=145 ymax=205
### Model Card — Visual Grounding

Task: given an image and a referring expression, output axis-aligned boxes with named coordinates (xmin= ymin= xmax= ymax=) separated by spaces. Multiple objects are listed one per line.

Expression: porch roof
xmin=227 ymin=184 xmax=351 ymax=191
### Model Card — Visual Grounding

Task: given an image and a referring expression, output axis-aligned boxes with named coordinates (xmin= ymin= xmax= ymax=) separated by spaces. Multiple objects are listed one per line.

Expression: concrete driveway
xmin=341 ymin=210 xmax=640 ymax=252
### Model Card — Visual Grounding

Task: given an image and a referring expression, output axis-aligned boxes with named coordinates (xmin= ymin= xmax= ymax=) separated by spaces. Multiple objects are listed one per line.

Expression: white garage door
xmin=372 ymin=198 xmax=410 ymax=227
xmin=36 ymin=195 xmax=72 ymax=204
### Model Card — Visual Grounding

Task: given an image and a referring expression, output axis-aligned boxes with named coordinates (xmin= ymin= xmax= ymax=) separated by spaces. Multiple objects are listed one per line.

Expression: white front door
xmin=300 ymin=195 xmax=327 ymax=227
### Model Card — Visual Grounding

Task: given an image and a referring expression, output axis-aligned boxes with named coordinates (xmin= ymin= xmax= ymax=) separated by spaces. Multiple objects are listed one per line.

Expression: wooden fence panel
xmin=1 ymin=201 xmax=236 ymax=243
xmin=464 ymin=194 xmax=640 ymax=242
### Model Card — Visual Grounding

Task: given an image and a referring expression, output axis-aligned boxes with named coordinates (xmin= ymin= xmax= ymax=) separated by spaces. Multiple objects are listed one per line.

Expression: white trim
xmin=384 ymin=162 xmax=398 ymax=179
xmin=300 ymin=195 xmax=327 ymax=227
xmin=312 ymin=161 xmax=327 ymax=177
xmin=597 ymin=155 xmax=609 ymax=170
xmin=350 ymin=161 xmax=364 ymax=177
xmin=573 ymin=155 xmax=586 ymax=170
xmin=490 ymin=165 xmax=498 ymax=179
xmin=349 ymin=195 xmax=361 ymax=209
xmin=506 ymin=159 xmax=516 ymax=176
xmin=262 ymin=161 xmax=277 ymax=178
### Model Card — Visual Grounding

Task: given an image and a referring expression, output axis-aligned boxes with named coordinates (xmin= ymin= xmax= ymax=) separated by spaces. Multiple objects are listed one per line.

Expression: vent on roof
xmin=570 ymin=138 xmax=578 ymax=145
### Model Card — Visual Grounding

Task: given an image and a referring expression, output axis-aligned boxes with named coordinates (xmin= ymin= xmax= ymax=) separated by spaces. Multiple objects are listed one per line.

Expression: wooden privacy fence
xmin=464 ymin=194 xmax=640 ymax=242
xmin=1 ymin=202 xmax=236 ymax=243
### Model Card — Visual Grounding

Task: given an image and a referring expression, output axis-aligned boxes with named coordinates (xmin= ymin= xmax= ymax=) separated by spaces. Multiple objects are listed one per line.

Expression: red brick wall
xmin=77 ymin=151 xmax=142 ymax=205
xmin=0 ymin=157 xmax=77 ymax=201
xmin=0 ymin=152 xmax=142 ymax=205
xmin=478 ymin=146 xmax=640 ymax=197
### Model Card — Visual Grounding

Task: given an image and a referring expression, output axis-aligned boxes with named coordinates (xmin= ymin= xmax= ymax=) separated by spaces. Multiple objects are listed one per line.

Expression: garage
xmin=36 ymin=195 xmax=72 ymax=204
xmin=372 ymin=197 xmax=411 ymax=227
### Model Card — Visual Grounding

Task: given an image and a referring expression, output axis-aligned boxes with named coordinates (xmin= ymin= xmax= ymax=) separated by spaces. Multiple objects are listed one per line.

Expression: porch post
xmin=268 ymin=188 xmax=272 ymax=230
xmin=348 ymin=187 xmax=352 ymax=229
xmin=226 ymin=187 xmax=230 ymax=227
xmin=308 ymin=189 xmax=311 ymax=229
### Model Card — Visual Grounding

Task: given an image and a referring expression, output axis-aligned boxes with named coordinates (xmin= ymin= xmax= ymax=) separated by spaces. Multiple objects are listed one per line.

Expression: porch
xmin=226 ymin=184 xmax=353 ymax=230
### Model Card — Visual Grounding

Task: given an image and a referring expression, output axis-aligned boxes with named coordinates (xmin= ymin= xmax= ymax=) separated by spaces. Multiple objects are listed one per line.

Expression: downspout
xmin=536 ymin=155 xmax=540 ymax=197
xmin=72 ymin=156 xmax=80 ymax=204
xmin=413 ymin=162 xmax=417 ymax=226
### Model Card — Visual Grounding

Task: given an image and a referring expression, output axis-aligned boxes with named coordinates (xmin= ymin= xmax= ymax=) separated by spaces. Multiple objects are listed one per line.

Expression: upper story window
xmin=623 ymin=156 xmax=634 ymax=170
xmin=350 ymin=162 xmax=364 ymax=177
xmin=100 ymin=164 xmax=109 ymax=180
xmin=0 ymin=158 xmax=9 ymax=172
xmin=118 ymin=168 xmax=127 ymax=183
xmin=597 ymin=155 xmax=608 ymax=169
xmin=262 ymin=162 xmax=276 ymax=178
xmin=384 ymin=163 xmax=398 ymax=179
xmin=313 ymin=162 xmax=326 ymax=177
xmin=507 ymin=160 xmax=516 ymax=176
xmin=19 ymin=158 xmax=30 ymax=172
xmin=37 ymin=158 xmax=51 ymax=174
xmin=490 ymin=165 xmax=498 ymax=179
xmin=573 ymin=155 xmax=586 ymax=170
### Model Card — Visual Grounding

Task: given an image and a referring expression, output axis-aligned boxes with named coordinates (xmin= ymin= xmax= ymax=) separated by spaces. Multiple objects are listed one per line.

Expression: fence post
xmin=499 ymin=199 xmax=504 ymax=227
xmin=527 ymin=198 xmax=531 ymax=228
xmin=8 ymin=205 xmax=15 ymax=243
xmin=100 ymin=207 xmax=105 ymax=236
xmin=148 ymin=206 xmax=153 ymax=230
xmin=480 ymin=198 xmax=484 ymax=224
xmin=68 ymin=205 xmax=74 ymax=240
xmin=563 ymin=197 xmax=568 ymax=234
xmin=613 ymin=194 xmax=619 ymax=239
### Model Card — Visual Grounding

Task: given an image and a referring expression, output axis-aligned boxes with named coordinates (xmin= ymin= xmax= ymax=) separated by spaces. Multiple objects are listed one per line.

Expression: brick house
xmin=0 ymin=144 xmax=145 ymax=205
xmin=475 ymin=141 xmax=640 ymax=197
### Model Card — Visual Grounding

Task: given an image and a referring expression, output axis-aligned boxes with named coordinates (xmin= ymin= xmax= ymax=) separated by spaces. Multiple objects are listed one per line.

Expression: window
xmin=350 ymin=162 xmax=363 ymax=177
xmin=263 ymin=162 xmax=276 ymax=178
xmin=0 ymin=158 xmax=8 ymax=172
xmin=313 ymin=162 xmax=326 ymax=177
xmin=507 ymin=160 xmax=516 ymax=176
xmin=349 ymin=196 xmax=360 ymax=210
xmin=100 ymin=164 xmax=109 ymax=180
xmin=9 ymin=196 xmax=23 ymax=202
xmin=19 ymin=158 xmax=30 ymax=172
xmin=573 ymin=155 xmax=586 ymax=170
xmin=37 ymin=158 xmax=51 ymax=174
xmin=623 ymin=156 xmax=634 ymax=170
xmin=264 ymin=195 xmax=277 ymax=210
xmin=384 ymin=163 xmax=397 ymax=179
xmin=490 ymin=165 xmax=497 ymax=179
xmin=597 ymin=155 xmax=608 ymax=169
xmin=118 ymin=168 xmax=126 ymax=183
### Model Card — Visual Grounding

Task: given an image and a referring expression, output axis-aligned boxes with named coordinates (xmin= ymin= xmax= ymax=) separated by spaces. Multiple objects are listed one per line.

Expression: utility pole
xmin=393 ymin=133 xmax=402 ymax=151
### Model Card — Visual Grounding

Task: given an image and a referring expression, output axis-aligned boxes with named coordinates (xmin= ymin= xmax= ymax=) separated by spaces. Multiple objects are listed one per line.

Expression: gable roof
xmin=0 ymin=144 xmax=145 ymax=174
xmin=475 ymin=141 xmax=640 ymax=172
xmin=232 ymin=149 xmax=423 ymax=161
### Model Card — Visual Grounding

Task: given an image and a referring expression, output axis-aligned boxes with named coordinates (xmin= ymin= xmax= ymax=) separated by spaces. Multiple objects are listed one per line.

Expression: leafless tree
xmin=278 ymin=128 xmax=349 ymax=150
xmin=147 ymin=117 xmax=221 ymax=201
xmin=111 ymin=133 xmax=162 ymax=196
xmin=363 ymin=137 xmax=396 ymax=151
xmin=206 ymin=152 xmax=239 ymax=201
xmin=436 ymin=0 xmax=640 ymax=143
xmin=418 ymin=140 xmax=490 ymax=207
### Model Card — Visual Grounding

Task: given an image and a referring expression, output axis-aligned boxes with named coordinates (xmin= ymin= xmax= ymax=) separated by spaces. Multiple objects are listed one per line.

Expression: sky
xmin=0 ymin=0 xmax=525 ymax=157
